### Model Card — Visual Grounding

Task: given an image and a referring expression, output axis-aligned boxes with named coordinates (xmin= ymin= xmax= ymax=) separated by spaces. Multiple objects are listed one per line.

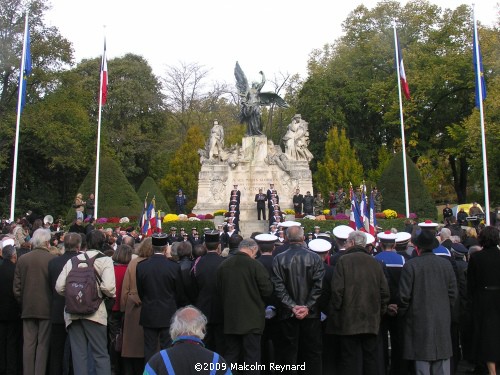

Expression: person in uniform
xmin=313 ymin=192 xmax=324 ymax=216
xmin=375 ymin=231 xmax=407 ymax=375
xmin=255 ymin=188 xmax=267 ymax=221
xmin=167 ymin=227 xmax=180 ymax=245
xmin=136 ymin=233 xmax=187 ymax=362
xmin=335 ymin=187 xmax=347 ymax=215
xmin=293 ymin=189 xmax=304 ymax=215
xmin=330 ymin=225 xmax=354 ymax=267
xmin=443 ymin=203 xmax=453 ymax=224
xmin=303 ymin=191 xmax=314 ymax=215
xmin=230 ymin=184 xmax=241 ymax=204
xmin=175 ymin=190 xmax=187 ymax=214
xmin=372 ymin=187 xmax=383 ymax=213
xmin=191 ymin=231 xmax=225 ymax=353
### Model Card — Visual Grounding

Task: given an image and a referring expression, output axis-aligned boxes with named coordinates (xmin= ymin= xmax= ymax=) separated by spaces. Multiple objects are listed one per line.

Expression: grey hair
xmin=2 ymin=245 xmax=16 ymax=260
xmin=238 ymin=238 xmax=258 ymax=253
xmin=31 ymin=228 xmax=51 ymax=248
xmin=348 ymin=231 xmax=367 ymax=247
xmin=468 ymin=245 xmax=482 ymax=256
xmin=286 ymin=226 xmax=304 ymax=242
xmin=440 ymin=228 xmax=451 ymax=240
xmin=169 ymin=306 xmax=207 ymax=340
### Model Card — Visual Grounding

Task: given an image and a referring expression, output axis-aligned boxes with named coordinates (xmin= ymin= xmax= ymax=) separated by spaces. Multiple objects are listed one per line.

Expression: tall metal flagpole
xmin=94 ymin=31 xmax=106 ymax=219
xmin=10 ymin=12 xmax=29 ymax=222
xmin=472 ymin=5 xmax=490 ymax=225
xmin=393 ymin=21 xmax=410 ymax=218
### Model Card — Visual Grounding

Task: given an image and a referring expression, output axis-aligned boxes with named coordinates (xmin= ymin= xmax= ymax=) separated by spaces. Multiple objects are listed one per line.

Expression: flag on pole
xmin=140 ymin=197 xmax=148 ymax=235
xmin=396 ymin=31 xmax=410 ymax=100
xmin=100 ymin=40 xmax=108 ymax=105
xmin=473 ymin=19 xmax=486 ymax=107
xmin=369 ymin=191 xmax=377 ymax=235
xmin=349 ymin=184 xmax=364 ymax=231
xmin=146 ymin=198 xmax=157 ymax=236
xmin=361 ymin=184 xmax=370 ymax=233
xmin=20 ymin=16 xmax=32 ymax=111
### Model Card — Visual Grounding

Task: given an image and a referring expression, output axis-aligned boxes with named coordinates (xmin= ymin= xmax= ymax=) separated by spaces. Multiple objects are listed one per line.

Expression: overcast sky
xmin=44 ymin=0 xmax=499 ymax=85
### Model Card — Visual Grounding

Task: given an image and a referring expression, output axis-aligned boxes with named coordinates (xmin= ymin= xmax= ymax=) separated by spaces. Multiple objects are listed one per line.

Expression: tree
xmin=313 ymin=127 xmax=364 ymax=197
xmin=137 ymin=176 xmax=170 ymax=213
xmin=377 ymin=152 xmax=436 ymax=219
xmin=67 ymin=157 xmax=142 ymax=222
xmin=160 ymin=126 xmax=205 ymax=212
xmin=297 ymin=1 xmax=499 ymax=203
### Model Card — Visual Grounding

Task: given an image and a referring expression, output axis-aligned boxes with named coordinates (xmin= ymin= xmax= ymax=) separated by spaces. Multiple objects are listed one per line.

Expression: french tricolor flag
xmin=396 ymin=33 xmax=410 ymax=100
xmin=100 ymin=40 xmax=108 ymax=105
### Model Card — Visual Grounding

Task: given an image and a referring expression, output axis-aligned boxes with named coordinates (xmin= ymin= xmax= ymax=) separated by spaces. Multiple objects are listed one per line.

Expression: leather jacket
xmin=272 ymin=243 xmax=325 ymax=319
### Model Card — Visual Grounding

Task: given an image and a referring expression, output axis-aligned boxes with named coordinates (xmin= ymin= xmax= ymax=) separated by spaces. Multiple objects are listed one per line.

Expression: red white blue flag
xmin=100 ymin=40 xmax=108 ymax=105
xmin=396 ymin=32 xmax=410 ymax=100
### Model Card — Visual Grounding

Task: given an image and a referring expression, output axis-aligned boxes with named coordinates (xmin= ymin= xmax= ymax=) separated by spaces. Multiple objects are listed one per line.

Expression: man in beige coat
xmin=13 ymin=228 xmax=55 ymax=375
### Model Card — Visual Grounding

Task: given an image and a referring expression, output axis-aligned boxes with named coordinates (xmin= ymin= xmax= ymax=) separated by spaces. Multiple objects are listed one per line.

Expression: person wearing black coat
xmin=271 ymin=226 xmax=325 ymax=374
xmin=47 ymin=233 xmax=81 ymax=375
xmin=255 ymin=189 xmax=267 ymax=220
xmin=190 ymin=232 xmax=225 ymax=354
xmin=137 ymin=234 xmax=187 ymax=363
xmin=467 ymin=226 xmax=500 ymax=375
xmin=0 ymin=245 xmax=21 ymax=375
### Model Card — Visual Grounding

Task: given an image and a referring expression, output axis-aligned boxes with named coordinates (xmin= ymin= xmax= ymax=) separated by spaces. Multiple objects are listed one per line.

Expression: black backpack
xmin=65 ymin=253 xmax=102 ymax=315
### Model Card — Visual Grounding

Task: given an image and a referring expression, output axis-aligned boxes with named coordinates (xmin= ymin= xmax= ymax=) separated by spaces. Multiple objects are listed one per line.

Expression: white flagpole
xmin=472 ymin=5 xmax=490 ymax=225
xmin=10 ymin=12 xmax=29 ymax=222
xmin=94 ymin=33 xmax=106 ymax=219
xmin=393 ymin=21 xmax=410 ymax=219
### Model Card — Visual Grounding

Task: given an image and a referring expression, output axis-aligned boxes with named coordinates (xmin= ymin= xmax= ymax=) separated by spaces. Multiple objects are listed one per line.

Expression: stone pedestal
xmin=193 ymin=135 xmax=313 ymax=221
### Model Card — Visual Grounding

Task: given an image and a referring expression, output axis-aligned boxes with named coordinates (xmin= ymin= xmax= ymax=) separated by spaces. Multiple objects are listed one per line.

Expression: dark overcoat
xmin=217 ymin=252 xmax=273 ymax=335
xmin=467 ymin=246 xmax=500 ymax=362
xmin=399 ymin=252 xmax=457 ymax=361
xmin=137 ymin=254 xmax=186 ymax=328
xmin=326 ymin=247 xmax=389 ymax=335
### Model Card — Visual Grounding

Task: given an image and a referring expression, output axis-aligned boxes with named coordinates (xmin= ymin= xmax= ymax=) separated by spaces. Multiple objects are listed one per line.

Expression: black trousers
xmin=143 ymin=327 xmax=171 ymax=364
xmin=0 ymin=320 xmax=22 ymax=375
xmin=278 ymin=318 xmax=322 ymax=375
xmin=339 ymin=333 xmax=379 ymax=375
xmin=224 ymin=333 xmax=262 ymax=375
xmin=49 ymin=323 xmax=71 ymax=375
xmin=257 ymin=204 xmax=266 ymax=220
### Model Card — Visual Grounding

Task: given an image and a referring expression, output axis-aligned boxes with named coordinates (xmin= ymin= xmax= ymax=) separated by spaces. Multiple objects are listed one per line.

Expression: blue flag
xmin=20 ymin=17 xmax=32 ymax=112
xmin=473 ymin=22 xmax=486 ymax=108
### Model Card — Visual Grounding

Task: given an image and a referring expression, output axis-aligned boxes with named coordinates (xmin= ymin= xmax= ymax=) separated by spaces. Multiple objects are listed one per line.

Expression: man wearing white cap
xmin=271 ymin=221 xmax=301 ymax=257
xmin=272 ymin=226 xmax=325 ymax=374
xmin=327 ymin=231 xmax=389 ymax=375
xmin=330 ymin=225 xmax=354 ymax=267
xmin=375 ymin=231 xmax=406 ymax=375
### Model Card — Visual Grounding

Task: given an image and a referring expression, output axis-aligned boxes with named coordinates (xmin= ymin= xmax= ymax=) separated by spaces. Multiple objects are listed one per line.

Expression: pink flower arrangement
xmin=334 ymin=213 xmax=349 ymax=220
xmin=197 ymin=214 xmax=206 ymax=220
xmin=96 ymin=217 xmax=108 ymax=223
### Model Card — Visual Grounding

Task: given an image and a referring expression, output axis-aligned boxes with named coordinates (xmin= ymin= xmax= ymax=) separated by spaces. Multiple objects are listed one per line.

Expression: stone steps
xmin=239 ymin=220 xmax=269 ymax=238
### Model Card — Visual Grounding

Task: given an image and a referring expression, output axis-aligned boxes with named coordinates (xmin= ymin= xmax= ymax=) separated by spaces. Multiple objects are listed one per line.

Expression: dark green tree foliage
xmin=68 ymin=157 xmax=142 ymax=221
xmin=160 ymin=126 xmax=205 ymax=212
xmin=137 ymin=176 xmax=170 ymax=213
xmin=297 ymin=1 xmax=497 ymax=202
xmin=377 ymin=152 xmax=436 ymax=219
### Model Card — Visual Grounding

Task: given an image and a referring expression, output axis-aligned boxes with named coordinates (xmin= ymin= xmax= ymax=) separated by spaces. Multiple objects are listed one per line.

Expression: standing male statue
xmin=234 ymin=62 xmax=289 ymax=136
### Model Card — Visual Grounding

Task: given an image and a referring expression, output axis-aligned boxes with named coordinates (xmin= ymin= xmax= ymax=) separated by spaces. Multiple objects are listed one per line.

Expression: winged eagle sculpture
xmin=234 ymin=62 xmax=289 ymax=136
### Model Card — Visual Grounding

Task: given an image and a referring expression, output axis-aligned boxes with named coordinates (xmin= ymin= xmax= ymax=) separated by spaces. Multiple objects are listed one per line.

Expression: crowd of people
xmin=0 ymin=202 xmax=499 ymax=375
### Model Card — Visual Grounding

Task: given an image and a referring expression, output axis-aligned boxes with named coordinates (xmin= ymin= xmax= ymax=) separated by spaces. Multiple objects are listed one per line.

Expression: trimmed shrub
xmin=377 ymin=152 xmax=436 ymax=219
xmin=137 ymin=177 xmax=171 ymax=213
xmin=67 ymin=157 xmax=143 ymax=222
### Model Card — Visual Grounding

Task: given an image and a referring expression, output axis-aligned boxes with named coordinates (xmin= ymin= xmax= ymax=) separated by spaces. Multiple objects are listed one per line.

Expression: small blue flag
xmin=20 ymin=17 xmax=32 ymax=112
xmin=473 ymin=23 xmax=486 ymax=108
